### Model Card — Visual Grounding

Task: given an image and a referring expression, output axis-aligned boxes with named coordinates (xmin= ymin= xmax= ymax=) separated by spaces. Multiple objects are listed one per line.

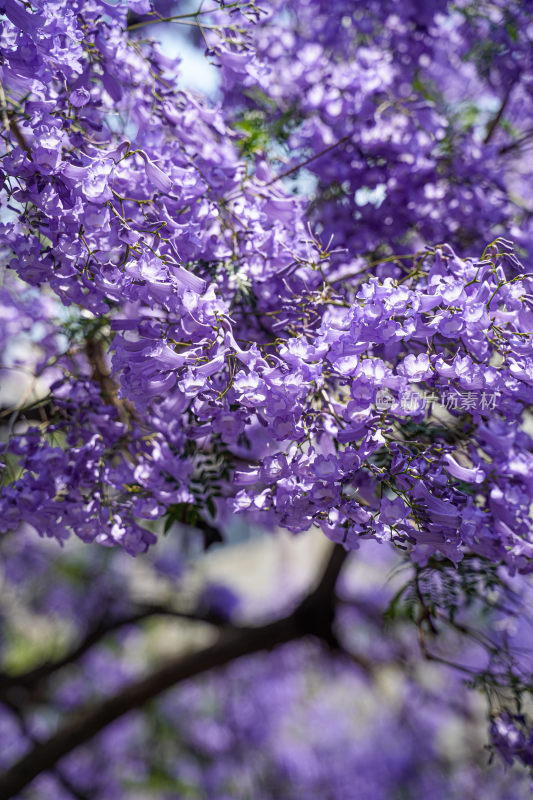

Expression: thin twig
xmin=484 ymin=82 xmax=514 ymax=145
xmin=126 ymin=7 xmax=219 ymax=32
xmin=259 ymin=136 xmax=350 ymax=187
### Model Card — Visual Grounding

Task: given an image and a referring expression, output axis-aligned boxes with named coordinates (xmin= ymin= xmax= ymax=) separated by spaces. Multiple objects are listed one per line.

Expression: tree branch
xmin=0 ymin=605 xmax=232 ymax=698
xmin=3 ymin=699 xmax=92 ymax=800
xmin=0 ymin=545 xmax=349 ymax=799
xmin=84 ymin=337 xmax=138 ymax=424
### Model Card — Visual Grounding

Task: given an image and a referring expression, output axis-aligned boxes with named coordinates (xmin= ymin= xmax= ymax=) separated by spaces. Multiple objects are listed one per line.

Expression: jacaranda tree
xmin=1 ymin=0 xmax=533 ymax=796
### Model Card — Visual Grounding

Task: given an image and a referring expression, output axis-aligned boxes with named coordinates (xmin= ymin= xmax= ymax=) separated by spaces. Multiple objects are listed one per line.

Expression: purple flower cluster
xmin=221 ymin=0 xmax=533 ymax=259
xmin=0 ymin=0 xmax=308 ymax=550
xmin=227 ymin=242 xmax=533 ymax=572
xmin=0 ymin=0 xmax=532 ymax=581
xmin=491 ymin=713 xmax=533 ymax=769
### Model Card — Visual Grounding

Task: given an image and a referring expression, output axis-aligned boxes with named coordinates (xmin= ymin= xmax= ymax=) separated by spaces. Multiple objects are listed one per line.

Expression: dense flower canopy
xmin=1 ymin=0 xmax=533 ymax=569
xmin=1 ymin=0 xmax=533 ymax=795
